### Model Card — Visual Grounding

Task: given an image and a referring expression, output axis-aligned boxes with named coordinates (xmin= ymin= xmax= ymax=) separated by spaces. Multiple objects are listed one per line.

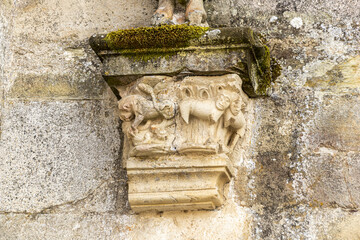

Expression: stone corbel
xmin=90 ymin=25 xmax=278 ymax=212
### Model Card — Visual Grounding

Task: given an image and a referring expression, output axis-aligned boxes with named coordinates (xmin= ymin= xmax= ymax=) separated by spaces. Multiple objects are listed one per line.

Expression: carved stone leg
xmin=152 ymin=0 xmax=176 ymax=26
xmin=185 ymin=0 xmax=208 ymax=27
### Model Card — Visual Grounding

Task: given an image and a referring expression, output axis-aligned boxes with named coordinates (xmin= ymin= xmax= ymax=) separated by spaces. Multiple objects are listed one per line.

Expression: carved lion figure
xmin=118 ymin=95 xmax=175 ymax=135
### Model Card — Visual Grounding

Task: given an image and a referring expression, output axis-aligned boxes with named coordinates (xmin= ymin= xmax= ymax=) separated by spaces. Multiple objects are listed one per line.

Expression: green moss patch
xmin=97 ymin=25 xmax=281 ymax=97
xmin=250 ymin=36 xmax=282 ymax=95
xmin=105 ymin=24 xmax=209 ymax=50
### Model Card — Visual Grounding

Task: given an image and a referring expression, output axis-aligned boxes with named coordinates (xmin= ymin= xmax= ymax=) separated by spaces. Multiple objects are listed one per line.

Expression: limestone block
xmin=309 ymin=94 xmax=360 ymax=152
xmin=7 ymin=72 xmax=105 ymax=100
xmin=0 ymin=203 xmax=253 ymax=240
xmin=296 ymin=94 xmax=360 ymax=208
xmin=100 ymin=47 xmax=247 ymax=81
xmin=305 ymin=56 xmax=360 ymax=92
xmin=0 ymin=100 xmax=120 ymax=212
xmin=252 ymin=206 xmax=360 ymax=240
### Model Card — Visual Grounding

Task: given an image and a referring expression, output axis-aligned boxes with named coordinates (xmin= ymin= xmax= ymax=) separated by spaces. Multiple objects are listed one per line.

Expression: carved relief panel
xmin=118 ymin=74 xmax=248 ymax=158
xmin=116 ymin=74 xmax=248 ymax=212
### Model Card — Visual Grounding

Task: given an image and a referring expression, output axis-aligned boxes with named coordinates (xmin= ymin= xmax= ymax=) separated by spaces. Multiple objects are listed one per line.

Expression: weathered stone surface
xmin=8 ymin=72 xmax=105 ymax=100
xmin=1 ymin=0 xmax=360 ymax=239
xmin=99 ymin=47 xmax=248 ymax=81
xmin=116 ymin=74 xmax=247 ymax=212
xmin=307 ymin=94 xmax=360 ymax=152
xmin=330 ymin=212 xmax=360 ymax=240
xmin=0 ymin=202 xmax=253 ymax=240
xmin=305 ymin=56 xmax=360 ymax=92
xmin=0 ymin=100 xmax=120 ymax=212
xmin=0 ymin=2 xmax=10 ymax=139
xmin=90 ymin=26 xmax=276 ymax=97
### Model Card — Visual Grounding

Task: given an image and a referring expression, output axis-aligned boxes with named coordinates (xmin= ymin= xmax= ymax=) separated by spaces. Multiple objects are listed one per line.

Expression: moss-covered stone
xmin=104 ymin=24 xmax=209 ymax=50
xmin=90 ymin=26 xmax=281 ymax=97
xmin=177 ymin=0 xmax=187 ymax=5
xmin=250 ymin=36 xmax=282 ymax=95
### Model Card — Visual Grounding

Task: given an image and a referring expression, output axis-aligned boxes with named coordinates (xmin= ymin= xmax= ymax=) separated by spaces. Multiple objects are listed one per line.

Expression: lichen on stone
xmin=270 ymin=57 xmax=282 ymax=82
xmin=104 ymin=24 xmax=209 ymax=50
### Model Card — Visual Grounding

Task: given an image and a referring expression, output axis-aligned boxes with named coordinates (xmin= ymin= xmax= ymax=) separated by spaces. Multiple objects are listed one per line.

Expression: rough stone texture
xmin=0 ymin=0 xmax=360 ymax=239
xmin=229 ymin=1 xmax=360 ymax=239
xmin=0 ymin=202 xmax=252 ymax=240
xmin=0 ymin=100 xmax=120 ymax=213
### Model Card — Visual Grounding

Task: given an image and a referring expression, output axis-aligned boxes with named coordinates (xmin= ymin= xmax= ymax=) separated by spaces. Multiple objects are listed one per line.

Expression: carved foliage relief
xmin=117 ymin=74 xmax=248 ymax=158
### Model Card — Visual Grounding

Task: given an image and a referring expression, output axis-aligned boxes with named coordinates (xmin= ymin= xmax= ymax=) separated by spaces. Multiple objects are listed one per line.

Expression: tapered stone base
xmin=126 ymin=154 xmax=233 ymax=212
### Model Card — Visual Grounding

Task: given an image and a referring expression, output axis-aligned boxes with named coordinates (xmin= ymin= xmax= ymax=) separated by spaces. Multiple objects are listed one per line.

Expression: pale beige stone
xmin=117 ymin=74 xmax=247 ymax=212
xmin=127 ymin=154 xmax=233 ymax=212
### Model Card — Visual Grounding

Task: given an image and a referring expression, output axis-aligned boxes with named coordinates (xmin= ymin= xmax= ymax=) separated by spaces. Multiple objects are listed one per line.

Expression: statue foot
xmin=187 ymin=10 xmax=208 ymax=27
xmin=151 ymin=13 xmax=174 ymax=26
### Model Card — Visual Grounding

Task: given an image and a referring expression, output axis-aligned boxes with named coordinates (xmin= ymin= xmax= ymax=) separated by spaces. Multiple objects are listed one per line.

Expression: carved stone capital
xmin=116 ymin=74 xmax=247 ymax=212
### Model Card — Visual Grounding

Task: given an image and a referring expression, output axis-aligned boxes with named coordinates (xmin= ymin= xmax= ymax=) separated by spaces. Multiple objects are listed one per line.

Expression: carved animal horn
xmin=138 ymin=83 xmax=161 ymax=111
xmin=138 ymin=83 xmax=155 ymax=97
xmin=179 ymin=101 xmax=190 ymax=124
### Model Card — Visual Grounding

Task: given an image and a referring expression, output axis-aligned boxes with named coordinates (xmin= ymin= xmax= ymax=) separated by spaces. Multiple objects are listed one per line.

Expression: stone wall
xmin=0 ymin=0 xmax=359 ymax=239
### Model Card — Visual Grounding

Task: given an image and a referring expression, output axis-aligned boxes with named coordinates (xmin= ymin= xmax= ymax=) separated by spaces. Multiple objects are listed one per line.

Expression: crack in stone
xmin=0 ymin=177 xmax=122 ymax=216
xmin=171 ymin=104 xmax=179 ymax=154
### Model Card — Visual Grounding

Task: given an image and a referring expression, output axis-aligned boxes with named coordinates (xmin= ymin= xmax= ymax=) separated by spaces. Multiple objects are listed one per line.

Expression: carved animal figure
xmin=223 ymin=98 xmax=246 ymax=149
xmin=118 ymin=83 xmax=175 ymax=136
xmin=179 ymin=99 xmax=220 ymax=124
xmin=179 ymin=93 xmax=231 ymax=124
xmin=118 ymin=95 xmax=162 ymax=133
xmin=152 ymin=0 xmax=208 ymax=26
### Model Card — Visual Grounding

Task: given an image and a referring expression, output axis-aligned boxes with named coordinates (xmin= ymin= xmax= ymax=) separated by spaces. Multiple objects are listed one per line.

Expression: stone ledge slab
xmin=90 ymin=26 xmax=277 ymax=97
